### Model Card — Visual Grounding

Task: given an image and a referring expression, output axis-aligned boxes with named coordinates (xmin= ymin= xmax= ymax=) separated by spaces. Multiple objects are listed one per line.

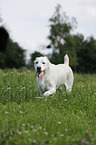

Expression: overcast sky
xmin=0 ymin=0 xmax=96 ymax=59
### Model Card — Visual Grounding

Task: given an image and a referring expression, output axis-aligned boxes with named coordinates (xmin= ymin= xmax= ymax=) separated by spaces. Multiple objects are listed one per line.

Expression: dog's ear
xmin=34 ymin=57 xmax=38 ymax=63
xmin=34 ymin=59 xmax=36 ymax=63
xmin=45 ymin=57 xmax=50 ymax=69
xmin=45 ymin=56 xmax=49 ymax=63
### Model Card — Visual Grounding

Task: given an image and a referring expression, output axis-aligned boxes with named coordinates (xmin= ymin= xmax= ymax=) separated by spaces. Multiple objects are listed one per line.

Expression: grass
xmin=0 ymin=69 xmax=96 ymax=145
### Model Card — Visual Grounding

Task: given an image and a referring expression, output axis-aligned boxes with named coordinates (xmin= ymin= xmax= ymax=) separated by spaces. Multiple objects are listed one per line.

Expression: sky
xmin=0 ymin=0 xmax=96 ymax=60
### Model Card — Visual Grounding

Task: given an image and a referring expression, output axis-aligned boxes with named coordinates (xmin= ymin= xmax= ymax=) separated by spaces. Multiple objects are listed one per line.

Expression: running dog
xmin=34 ymin=54 xmax=74 ymax=98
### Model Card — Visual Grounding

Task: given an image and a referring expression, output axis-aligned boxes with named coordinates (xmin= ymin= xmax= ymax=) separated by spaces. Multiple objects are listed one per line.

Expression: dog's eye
xmin=36 ymin=62 xmax=38 ymax=64
xmin=42 ymin=62 xmax=46 ymax=64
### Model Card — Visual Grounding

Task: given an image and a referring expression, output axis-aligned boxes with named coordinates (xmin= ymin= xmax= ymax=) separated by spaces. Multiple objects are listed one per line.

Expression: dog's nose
xmin=37 ymin=67 xmax=41 ymax=73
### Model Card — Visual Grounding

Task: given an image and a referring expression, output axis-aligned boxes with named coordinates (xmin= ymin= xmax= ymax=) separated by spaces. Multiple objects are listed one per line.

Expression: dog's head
xmin=34 ymin=56 xmax=50 ymax=80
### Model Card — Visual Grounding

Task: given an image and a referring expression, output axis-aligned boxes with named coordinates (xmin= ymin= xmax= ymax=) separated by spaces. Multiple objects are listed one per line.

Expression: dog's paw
xmin=43 ymin=92 xmax=49 ymax=97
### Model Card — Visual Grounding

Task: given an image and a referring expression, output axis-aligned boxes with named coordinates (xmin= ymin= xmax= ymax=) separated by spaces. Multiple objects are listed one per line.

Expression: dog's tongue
xmin=39 ymin=72 xmax=44 ymax=80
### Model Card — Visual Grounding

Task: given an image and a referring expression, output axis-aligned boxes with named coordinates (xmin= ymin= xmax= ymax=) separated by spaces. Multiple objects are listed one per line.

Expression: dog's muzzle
xmin=37 ymin=67 xmax=41 ymax=74
xmin=36 ymin=67 xmax=45 ymax=80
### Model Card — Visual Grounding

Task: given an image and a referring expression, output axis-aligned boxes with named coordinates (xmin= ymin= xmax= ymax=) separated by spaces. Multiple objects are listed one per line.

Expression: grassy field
xmin=0 ymin=69 xmax=96 ymax=145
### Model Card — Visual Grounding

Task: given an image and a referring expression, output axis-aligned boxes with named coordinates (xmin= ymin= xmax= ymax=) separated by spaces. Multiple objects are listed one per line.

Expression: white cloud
xmin=86 ymin=6 xmax=96 ymax=17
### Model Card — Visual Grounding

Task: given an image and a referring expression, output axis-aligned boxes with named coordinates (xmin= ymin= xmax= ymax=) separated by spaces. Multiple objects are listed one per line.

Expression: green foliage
xmin=48 ymin=4 xmax=78 ymax=69
xmin=29 ymin=51 xmax=44 ymax=68
xmin=47 ymin=4 xmax=96 ymax=73
xmin=0 ymin=69 xmax=96 ymax=145
xmin=0 ymin=26 xmax=9 ymax=52
xmin=30 ymin=51 xmax=44 ymax=62
xmin=0 ymin=39 xmax=26 ymax=68
xmin=77 ymin=36 xmax=96 ymax=73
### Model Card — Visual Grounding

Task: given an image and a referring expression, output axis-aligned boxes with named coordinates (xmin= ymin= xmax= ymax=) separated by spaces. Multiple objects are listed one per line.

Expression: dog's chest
xmin=37 ymin=76 xmax=50 ymax=91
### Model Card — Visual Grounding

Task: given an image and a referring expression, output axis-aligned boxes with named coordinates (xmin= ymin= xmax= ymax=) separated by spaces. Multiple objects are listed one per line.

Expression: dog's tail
xmin=64 ymin=54 xmax=69 ymax=65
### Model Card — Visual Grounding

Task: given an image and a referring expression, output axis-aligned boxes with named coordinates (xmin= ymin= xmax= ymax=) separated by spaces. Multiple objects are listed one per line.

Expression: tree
xmin=0 ymin=14 xmax=26 ymax=68
xmin=0 ymin=39 xmax=26 ymax=68
xmin=30 ymin=51 xmax=44 ymax=62
xmin=29 ymin=51 xmax=44 ymax=68
xmin=48 ymin=4 xmax=78 ymax=70
xmin=77 ymin=36 xmax=96 ymax=73
xmin=0 ymin=26 xmax=9 ymax=52
xmin=0 ymin=14 xmax=9 ymax=52
xmin=5 ymin=39 xmax=26 ymax=68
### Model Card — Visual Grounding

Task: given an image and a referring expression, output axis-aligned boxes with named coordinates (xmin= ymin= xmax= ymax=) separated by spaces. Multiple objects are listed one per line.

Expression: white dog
xmin=34 ymin=54 xmax=74 ymax=98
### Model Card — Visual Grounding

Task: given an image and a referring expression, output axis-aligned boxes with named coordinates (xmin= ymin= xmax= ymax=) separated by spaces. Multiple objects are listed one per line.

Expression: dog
xmin=34 ymin=54 xmax=74 ymax=98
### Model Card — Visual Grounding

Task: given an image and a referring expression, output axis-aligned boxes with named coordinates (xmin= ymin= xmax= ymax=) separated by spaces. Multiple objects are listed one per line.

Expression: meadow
xmin=0 ymin=69 xmax=96 ymax=145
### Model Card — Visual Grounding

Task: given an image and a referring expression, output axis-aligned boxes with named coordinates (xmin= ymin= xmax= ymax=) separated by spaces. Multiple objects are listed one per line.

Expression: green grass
xmin=0 ymin=69 xmax=96 ymax=145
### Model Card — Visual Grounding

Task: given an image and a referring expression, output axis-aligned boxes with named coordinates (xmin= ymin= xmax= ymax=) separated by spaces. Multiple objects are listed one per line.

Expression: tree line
xmin=0 ymin=17 xmax=26 ymax=69
xmin=0 ymin=37 xmax=26 ymax=68
xmin=0 ymin=4 xmax=96 ymax=73
xmin=31 ymin=4 xmax=96 ymax=73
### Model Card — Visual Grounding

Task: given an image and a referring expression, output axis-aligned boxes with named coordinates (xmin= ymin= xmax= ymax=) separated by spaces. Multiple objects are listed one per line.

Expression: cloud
xmin=86 ymin=6 xmax=96 ymax=17
xmin=79 ymin=0 xmax=96 ymax=18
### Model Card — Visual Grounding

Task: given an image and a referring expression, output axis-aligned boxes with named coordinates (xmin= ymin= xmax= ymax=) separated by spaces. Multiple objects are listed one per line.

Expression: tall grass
xmin=0 ymin=69 xmax=96 ymax=145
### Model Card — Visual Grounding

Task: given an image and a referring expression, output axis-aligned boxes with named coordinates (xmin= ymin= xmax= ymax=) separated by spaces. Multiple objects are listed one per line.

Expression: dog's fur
xmin=34 ymin=54 xmax=74 ymax=98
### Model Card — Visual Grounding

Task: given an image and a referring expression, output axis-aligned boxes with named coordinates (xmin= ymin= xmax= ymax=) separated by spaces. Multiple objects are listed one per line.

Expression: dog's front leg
xmin=43 ymin=88 xmax=56 ymax=98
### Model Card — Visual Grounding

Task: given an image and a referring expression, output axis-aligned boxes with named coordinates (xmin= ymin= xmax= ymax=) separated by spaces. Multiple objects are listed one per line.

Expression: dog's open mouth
xmin=37 ymin=71 xmax=45 ymax=80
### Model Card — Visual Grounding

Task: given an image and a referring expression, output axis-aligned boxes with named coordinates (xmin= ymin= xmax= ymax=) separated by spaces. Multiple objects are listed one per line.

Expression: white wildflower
xmin=60 ymin=134 xmax=64 ymax=136
xmin=44 ymin=132 xmax=48 ymax=135
xmin=33 ymin=140 xmax=36 ymax=143
xmin=20 ymin=111 xmax=23 ymax=113
xmin=58 ymin=122 xmax=61 ymax=124
xmin=25 ymin=130 xmax=29 ymax=133
xmin=5 ymin=111 xmax=8 ymax=114
xmin=65 ymin=128 xmax=68 ymax=132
